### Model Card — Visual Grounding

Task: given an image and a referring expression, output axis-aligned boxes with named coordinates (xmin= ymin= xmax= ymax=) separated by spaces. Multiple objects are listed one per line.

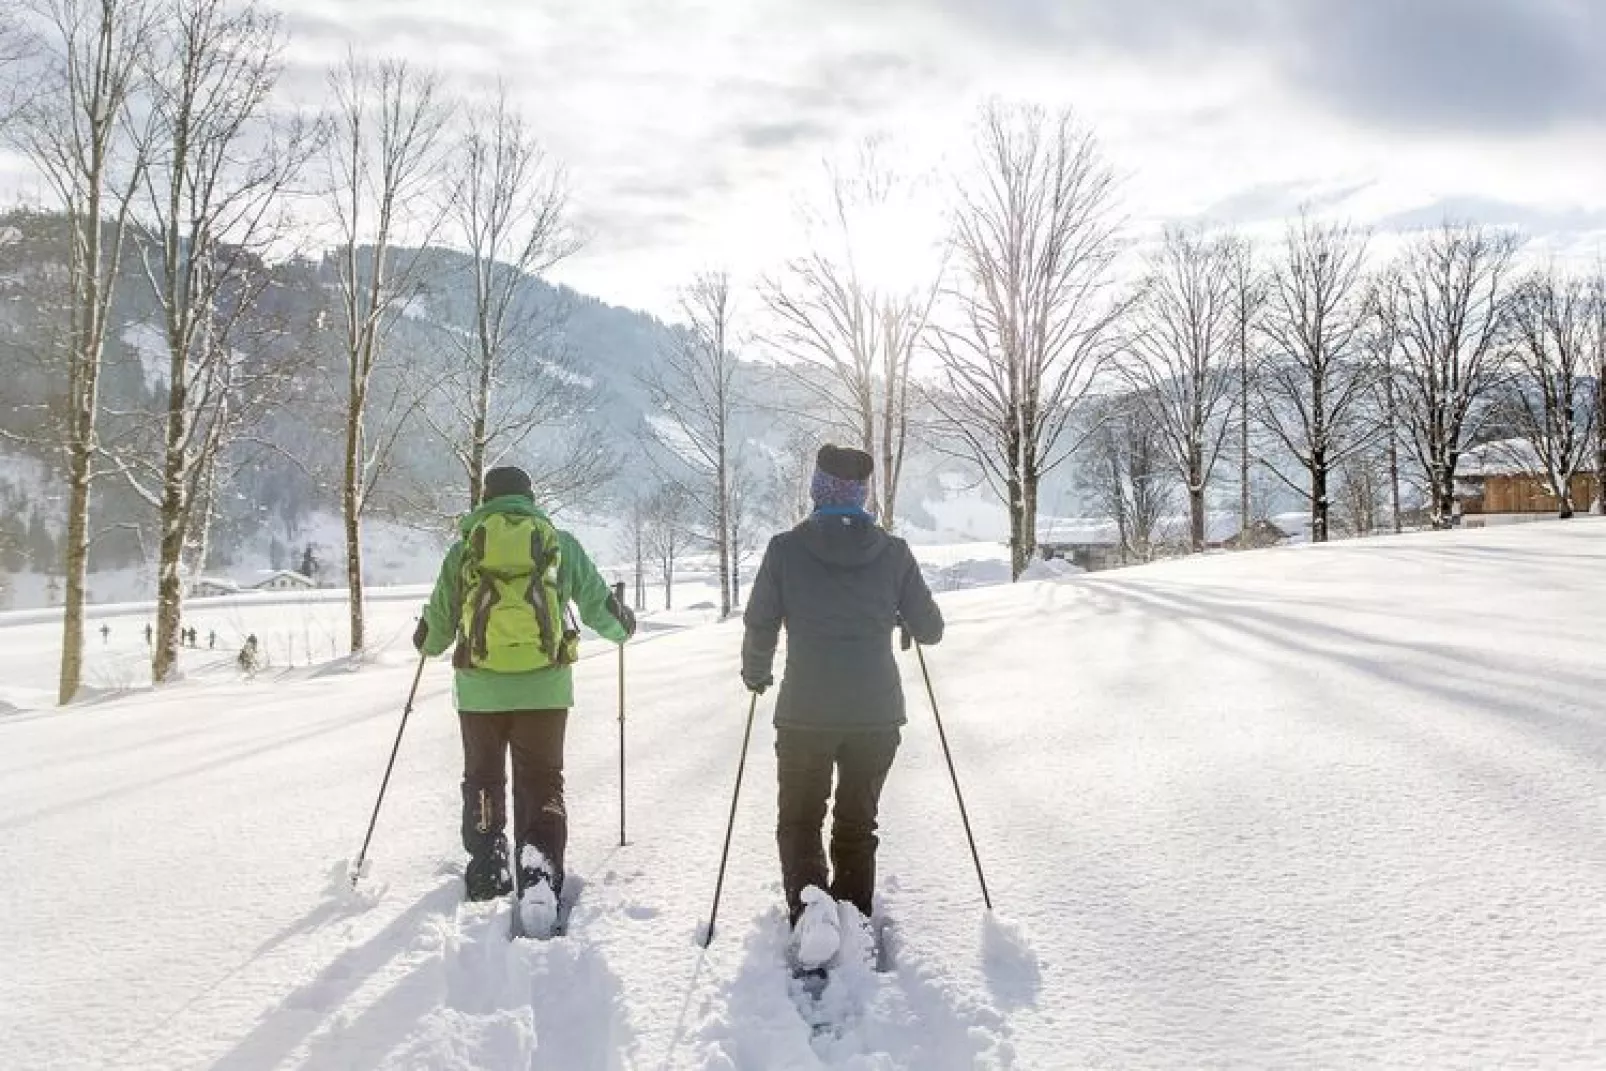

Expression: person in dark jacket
xmin=742 ymin=444 xmax=944 ymax=960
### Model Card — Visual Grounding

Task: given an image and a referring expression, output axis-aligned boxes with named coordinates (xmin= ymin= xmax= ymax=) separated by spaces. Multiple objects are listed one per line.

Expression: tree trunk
xmin=1310 ymin=455 xmax=1329 ymax=544
xmin=1239 ymin=355 xmax=1250 ymax=535
xmin=1384 ymin=368 xmax=1403 ymax=533
xmin=1007 ymin=475 xmax=1026 ymax=580
xmin=716 ymin=455 xmax=730 ymax=621
xmin=152 ymin=362 xmax=192 ymax=683
xmin=1190 ymin=482 xmax=1206 ymax=554
xmin=151 ymin=488 xmax=188 ymax=684
xmin=343 ymin=413 xmax=366 ymax=654
xmin=58 ymin=451 xmax=93 ymax=705
xmin=634 ymin=527 xmax=646 ymax=609
xmin=1432 ymin=462 xmax=1456 ymax=530
xmin=1010 ymin=471 xmax=1039 ymax=580
xmin=469 ymin=343 xmax=492 ymax=507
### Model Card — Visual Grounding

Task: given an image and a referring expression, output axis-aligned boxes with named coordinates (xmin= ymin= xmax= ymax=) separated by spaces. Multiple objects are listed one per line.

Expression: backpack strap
xmin=523 ymin=526 xmax=557 ymax=660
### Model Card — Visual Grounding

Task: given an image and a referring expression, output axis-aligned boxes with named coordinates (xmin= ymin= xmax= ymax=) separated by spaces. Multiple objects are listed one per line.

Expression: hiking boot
xmin=790 ymin=885 xmax=841 ymax=969
xmin=464 ymin=837 xmax=512 ymax=901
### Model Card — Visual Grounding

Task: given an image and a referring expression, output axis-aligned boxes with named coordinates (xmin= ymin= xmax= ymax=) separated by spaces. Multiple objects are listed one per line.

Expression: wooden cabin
xmin=1456 ymin=440 xmax=1599 ymax=517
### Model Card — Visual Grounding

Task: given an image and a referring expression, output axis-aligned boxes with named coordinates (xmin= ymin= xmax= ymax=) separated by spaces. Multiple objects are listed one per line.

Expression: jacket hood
xmin=795 ymin=511 xmax=890 ymax=568
xmin=457 ymin=495 xmax=550 ymax=537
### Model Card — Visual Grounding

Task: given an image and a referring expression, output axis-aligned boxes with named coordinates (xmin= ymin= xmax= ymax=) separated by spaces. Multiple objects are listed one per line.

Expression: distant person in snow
xmin=742 ymin=444 xmax=944 ymax=968
xmin=208 ymin=630 xmax=217 ymax=650
xmin=144 ymin=623 xmax=153 ymax=647
xmin=414 ymin=465 xmax=635 ymax=935
xmin=238 ymin=634 xmax=260 ymax=674
xmin=100 ymin=624 xmax=110 ymax=645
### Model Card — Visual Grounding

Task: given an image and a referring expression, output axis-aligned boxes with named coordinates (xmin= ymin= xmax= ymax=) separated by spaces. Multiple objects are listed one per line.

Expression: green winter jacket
xmin=420 ymin=496 xmax=628 ymax=713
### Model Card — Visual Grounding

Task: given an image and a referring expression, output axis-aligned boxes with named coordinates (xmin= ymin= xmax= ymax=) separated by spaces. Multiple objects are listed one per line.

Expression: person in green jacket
xmin=413 ymin=466 xmax=634 ymax=927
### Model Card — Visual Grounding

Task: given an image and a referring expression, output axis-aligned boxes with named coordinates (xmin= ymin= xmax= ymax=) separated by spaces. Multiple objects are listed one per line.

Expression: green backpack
xmin=457 ymin=511 xmax=577 ymax=673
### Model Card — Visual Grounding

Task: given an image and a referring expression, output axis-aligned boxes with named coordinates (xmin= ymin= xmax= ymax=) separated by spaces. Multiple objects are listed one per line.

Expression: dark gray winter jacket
xmin=742 ymin=512 xmax=944 ymax=730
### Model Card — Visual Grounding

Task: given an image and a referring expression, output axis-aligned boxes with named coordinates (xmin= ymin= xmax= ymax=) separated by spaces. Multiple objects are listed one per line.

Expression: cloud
xmin=1196 ymin=180 xmax=1376 ymax=225
xmin=735 ymin=120 xmax=833 ymax=151
xmin=1379 ymin=196 xmax=1606 ymax=236
xmin=894 ymin=0 xmax=1606 ymax=134
xmin=1283 ymin=0 xmax=1606 ymax=133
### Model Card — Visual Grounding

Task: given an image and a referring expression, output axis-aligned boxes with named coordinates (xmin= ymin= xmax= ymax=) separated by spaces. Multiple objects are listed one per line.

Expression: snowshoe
xmin=513 ymin=844 xmax=564 ymax=940
xmin=464 ymin=838 xmax=513 ymax=902
xmin=790 ymin=885 xmax=841 ymax=970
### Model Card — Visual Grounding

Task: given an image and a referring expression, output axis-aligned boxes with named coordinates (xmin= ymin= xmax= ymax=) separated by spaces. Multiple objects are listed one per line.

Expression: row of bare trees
xmin=1098 ymin=218 xmax=1603 ymax=561
xmin=4 ymin=0 xmax=589 ymax=701
xmin=648 ymin=101 xmax=1604 ymax=593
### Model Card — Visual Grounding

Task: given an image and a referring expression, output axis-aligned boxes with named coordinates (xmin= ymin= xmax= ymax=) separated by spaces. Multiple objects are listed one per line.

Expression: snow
xmin=3 ymin=521 xmax=1606 ymax=1068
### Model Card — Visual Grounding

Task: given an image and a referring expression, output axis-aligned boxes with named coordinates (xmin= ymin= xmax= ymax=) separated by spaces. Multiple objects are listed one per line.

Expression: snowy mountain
xmin=3 ymin=521 xmax=1603 ymax=1068
xmin=0 ymin=210 xmax=1006 ymax=610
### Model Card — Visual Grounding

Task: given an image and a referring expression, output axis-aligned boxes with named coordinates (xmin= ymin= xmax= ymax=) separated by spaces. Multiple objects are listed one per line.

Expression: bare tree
xmin=1226 ymin=236 xmax=1266 ymax=535
xmin=10 ymin=0 xmax=155 ymax=703
xmin=1502 ymin=268 xmax=1597 ymax=518
xmin=1334 ymin=449 xmax=1387 ymax=538
xmin=614 ymin=492 xmax=647 ymax=610
xmin=433 ymin=85 xmax=585 ymax=507
xmin=727 ymin=458 xmax=765 ymax=608
xmin=1380 ymin=222 xmax=1519 ymax=528
xmin=642 ymin=271 xmax=739 ymax=618
xmin=1120 ymin=226 xmax=1237 ymax=552
xmin=323 ymin=54 xmax=451 ymax=654
xmin=1086 ymin=393 xmax=1170 ymax=565
xmin=931 ymin=102 xmax=1125 ymax=578
xmin=1359 ymin=283 xmax=1406 ymax=533
xmin=761 ymin=145 xmax=940 ymax=527
xmin=1255 ymin=213 xmax=1378 ymax=544
xmin=641 ymin=482 xmax=691 ymax=611
xmin=115 ymin=0 xmax=314 ymax=684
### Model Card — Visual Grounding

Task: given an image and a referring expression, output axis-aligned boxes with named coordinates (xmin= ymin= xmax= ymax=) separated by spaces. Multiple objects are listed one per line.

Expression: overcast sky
xmin=11 ymin=0 xmax=1606 ymax=317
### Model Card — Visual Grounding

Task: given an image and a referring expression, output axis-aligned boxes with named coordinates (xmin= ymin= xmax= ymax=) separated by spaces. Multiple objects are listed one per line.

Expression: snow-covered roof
xmin=1038 ymin=511 xmax=1244 ymax=547
xmin=1459 ymin=439 xmax=1546 ymax=478
xmin=191 ymin=576 xmax=240 ymax=592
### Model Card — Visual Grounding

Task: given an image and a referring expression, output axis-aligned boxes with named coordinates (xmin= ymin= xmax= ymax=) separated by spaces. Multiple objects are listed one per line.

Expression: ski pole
xmin=702 ymin=690 xmax=759 ymax=947
xmin=350 ymin=650 xmax=428 ymax=887
xmin=615 ymin=582 xmax=628 ymax=848
xmin=913 ymin=642 xmax=993 ymax=911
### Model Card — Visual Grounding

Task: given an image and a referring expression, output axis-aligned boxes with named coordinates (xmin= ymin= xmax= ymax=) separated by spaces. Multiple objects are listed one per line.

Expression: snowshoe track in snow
xmin=688 ymin=906 xmax=1017 ymax=1069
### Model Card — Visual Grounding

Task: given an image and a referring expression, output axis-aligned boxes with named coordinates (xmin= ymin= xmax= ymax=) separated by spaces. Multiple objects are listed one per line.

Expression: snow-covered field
xmin=3 ymin=522 xmax=1604 ymax=1068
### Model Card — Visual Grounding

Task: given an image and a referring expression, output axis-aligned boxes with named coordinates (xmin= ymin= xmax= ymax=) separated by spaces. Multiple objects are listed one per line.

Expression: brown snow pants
xmin=459 ymin=710 xmax=567 ymax=881
xmin=775 ymin=727 xmax=900 ymax=923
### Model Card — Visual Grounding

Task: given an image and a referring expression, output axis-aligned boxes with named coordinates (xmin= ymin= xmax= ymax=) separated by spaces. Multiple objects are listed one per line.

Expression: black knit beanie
xmin=483 ymin=466 xmax=534 ymax=502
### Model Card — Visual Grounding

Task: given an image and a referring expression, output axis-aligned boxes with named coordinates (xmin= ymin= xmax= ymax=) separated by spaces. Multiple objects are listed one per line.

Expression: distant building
xmin=1456 ymin=440 xmax=1599 ymax=521
xmin=252 ymin=570 xmax=316 ymax=592
xmin=191 ymin=577 xmax=241 ymax=598
xmin=1223 ymin=518 xmax=1297 ymax=551
xmin=1037 ymin=519 xmax=1123 ymax=572
xmin=1038 ymin=512 xmax=1251 ymax=571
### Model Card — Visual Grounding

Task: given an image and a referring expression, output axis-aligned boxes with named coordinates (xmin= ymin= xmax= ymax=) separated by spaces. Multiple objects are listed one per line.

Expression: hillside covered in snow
xmin=2 ymin=522 xmax=1603 ymax=1069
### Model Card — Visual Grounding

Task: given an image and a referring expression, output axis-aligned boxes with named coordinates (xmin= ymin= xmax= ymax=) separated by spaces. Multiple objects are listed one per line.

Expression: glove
xmin=411 ymin=618 xmax=429 ymax=653
xmin=742 ymin=672 xmax=773 ymax=696
xmin=607 ymin=593 xmax=637 ymax=640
